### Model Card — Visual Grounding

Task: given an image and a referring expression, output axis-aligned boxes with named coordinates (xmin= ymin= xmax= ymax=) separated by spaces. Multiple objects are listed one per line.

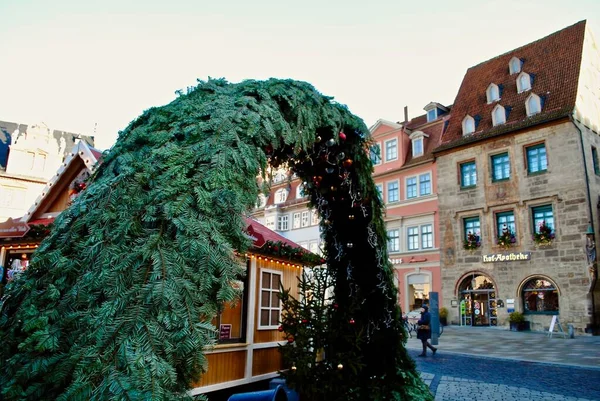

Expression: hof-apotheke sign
xmin=482 ymin=252 xmax=531 ymax=263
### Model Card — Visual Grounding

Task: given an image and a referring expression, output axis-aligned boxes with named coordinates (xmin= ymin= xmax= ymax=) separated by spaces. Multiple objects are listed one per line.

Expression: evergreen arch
xmin=0 ymin=79 xmax=430 ymax=400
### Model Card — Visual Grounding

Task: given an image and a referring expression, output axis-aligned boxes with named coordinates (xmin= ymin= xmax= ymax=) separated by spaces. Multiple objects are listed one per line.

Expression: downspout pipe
xmin=571 ymin=114 xmax=599 ymax=334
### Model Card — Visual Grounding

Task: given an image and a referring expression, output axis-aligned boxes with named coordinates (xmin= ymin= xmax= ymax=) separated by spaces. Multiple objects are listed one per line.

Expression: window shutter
xmin=529 ymin=73 xmax=536 ymax=86
xmin=474 ymin=115 xmax=482 ymax=128
xmin=498 ymin=84 xmax=504 ymax=97
xmin=505 ymin=106 xmax=513 ymax=119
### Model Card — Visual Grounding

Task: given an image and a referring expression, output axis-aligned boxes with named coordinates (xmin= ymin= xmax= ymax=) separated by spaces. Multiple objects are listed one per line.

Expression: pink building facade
xmin=370 ymin=103 xmax=449 ymax=314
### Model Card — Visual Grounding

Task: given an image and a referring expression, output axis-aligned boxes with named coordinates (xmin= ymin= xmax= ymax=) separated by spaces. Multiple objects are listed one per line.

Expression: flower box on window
xmin=463 ymin=231 xmax=481 ymax=252
xmin=497 ymin=224 xmax=516 ymax=249
xmin=533 ymin=220 xmax=555 ymax=246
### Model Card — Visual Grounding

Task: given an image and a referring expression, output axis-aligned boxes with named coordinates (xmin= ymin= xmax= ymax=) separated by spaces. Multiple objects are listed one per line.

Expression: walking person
xmin=417 ymin=305 xmax=437 ymax=357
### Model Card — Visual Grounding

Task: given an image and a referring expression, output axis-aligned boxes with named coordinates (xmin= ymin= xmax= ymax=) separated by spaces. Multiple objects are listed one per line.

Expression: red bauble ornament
xmin=339 ymin=131 xmax=346 ymax=141
xmin=343 ymin=159 xmax=353 ymax=168
xmin=349 ymin=318 xmax=355 ymax=324
xmin=278 ymin=325 xmax=284 ymax=332
xmin=287 ymin=336 xmax=295 ymax=343
xmin=302 ymin=319 xmax=308 ymax=324
xmin=333 ymin=303 xmax=339 ymax=309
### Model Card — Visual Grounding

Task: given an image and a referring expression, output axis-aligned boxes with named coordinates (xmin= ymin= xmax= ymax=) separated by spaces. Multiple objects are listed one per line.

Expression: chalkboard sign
xmin=219 ymin=324 xmax=232 ymax=340
xmin=548 ymin=316 xmax=566 ymax=338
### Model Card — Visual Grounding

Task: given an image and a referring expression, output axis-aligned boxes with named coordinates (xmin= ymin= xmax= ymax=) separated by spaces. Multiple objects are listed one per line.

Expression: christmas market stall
xmin=0 ymin=140 xmax=100 ymax=291
xmin=189 ymin=216 xmax=323 ymax=395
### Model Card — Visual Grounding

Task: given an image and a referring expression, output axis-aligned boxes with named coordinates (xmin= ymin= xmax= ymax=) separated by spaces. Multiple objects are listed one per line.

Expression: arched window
xmin=525 ymin=93 xmax=542 ymax=116
xmin=509 ymin=57 xmax=522 ymax=74
xmin=274 ymin=188 xmax=288 ymax=204
xmin=462 ymin=115 xmax=475 ymax=135
xmin=517 ymin=72 xmax=531 ymax=93
xmin=521 ymin=277 xmax=559 ymax=314
xmin=486 ymin=83 xmax=500 ymax=103
xmin=492 ymin=105 xmax=506 ymax=126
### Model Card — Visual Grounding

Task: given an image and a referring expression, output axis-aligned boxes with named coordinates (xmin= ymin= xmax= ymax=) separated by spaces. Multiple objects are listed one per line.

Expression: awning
xmin=28 ymin=218 xmax=55 ymax=226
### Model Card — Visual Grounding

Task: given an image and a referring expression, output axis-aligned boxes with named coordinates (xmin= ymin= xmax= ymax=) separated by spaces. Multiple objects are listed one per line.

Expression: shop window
xmin=460 ymin=161 xmax=477 ymax=188
xmin=526 ymin=143 xmax=547 ymax=174
xmin=407 ymin=273 xmax=431 ymax=311
xmin=214 ymin=277 xmax=247 ymax=343
xmin=406 ymin=177 xmax=417 ymax=199
xmin=491 ymin=153 xmax=510 ymax=181
xmin=387 ymin=181 xmax=399 ymax=203
xmin=522 ymin=277 xmax=559 ymax=314
xmin=259 ymin=269 xmax=282 ymax=329
xmin=387 ymin=229 xmax=400 ymax=253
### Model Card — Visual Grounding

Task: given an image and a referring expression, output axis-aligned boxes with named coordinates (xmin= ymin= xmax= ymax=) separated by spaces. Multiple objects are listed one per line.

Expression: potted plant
xmin=439 ymin=307 xmax=449 ymax=326
xmin=508 ymin=311 xmax=530 ymax=331
xmin=533 ymin=220 xmax=555 ymax=246
xmin=463 ymin=231 xmax=481 ymax=252
xmin=497 ymin=224 xmax=516 ymax=249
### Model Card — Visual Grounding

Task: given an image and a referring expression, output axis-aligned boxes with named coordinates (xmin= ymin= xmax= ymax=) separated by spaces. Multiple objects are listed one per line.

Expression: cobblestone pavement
xmin=407 ymin=326 xmax=600 ymax=400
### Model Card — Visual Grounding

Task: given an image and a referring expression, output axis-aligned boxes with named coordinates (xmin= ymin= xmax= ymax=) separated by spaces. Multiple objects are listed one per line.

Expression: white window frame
xmin=525 ymin=93 xmax=542 ymax=116
xmin=375 ymin=183 xmax=383 ymax=201
xmin=419 ymin=172 xmax=432 ymax=196
xmin=301 ymin=211 xmax=310 ymax=227
xmin=387 ymin=229 xmax=400 ymax=253
xmin=258 ymin=269 xmax=283 ymax=330
xmin=277 ymin=215 xmax=289 ymax=231
xmin=370 ymin=142 xmax=382 ymax=166
xmin=265 ymin=216 xmax=275 ymax=229
xmin=462 ymin=115 xmax=475 ymax=136
xmin=412 ymin=137 xmax=424 ymax=157
xmin=426 ymin=109 xmax=437 ymax=122
xmin=257 ymin=194 xmax=267 ymax=208
xmin=296 ymin=184 xmax=305 ymax=199
xmin=384 ymin=138 xmax=398 ymax=162
xmin=298 ymin=241 xmax=308 ymax=250
xmin=274 ymin=188 xmax=288 ymax=204
xmin=421 ymin=224 xmax=433 ymax=249
xmin=386 ymin=180 xmax=400 ymax=203
xmin=308 ymin=242 xmax=320 ymax=255
xmin=509 ymin=56 xmax=522 ymax=74
xmin=486 ymin=83 xmax=500 ymax=103
xmin=492 ymin=104 xmax=506 ymax=126
xmin=516 ymin=72 xmax=531 ymax=93
xmin=405 ymin=176 xmax=417 ymax=199
xmin=311 ymin=211 xmax=319 ymax=226
xmin=407 ymin=226 xmax=420 ymax=251
xmin=292 ymin=212 xmax=301 ymax=229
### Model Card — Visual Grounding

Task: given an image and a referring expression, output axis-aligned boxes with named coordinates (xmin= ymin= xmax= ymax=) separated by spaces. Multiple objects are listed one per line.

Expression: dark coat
xmin=417 ymin=311 xmax=432 ymax=341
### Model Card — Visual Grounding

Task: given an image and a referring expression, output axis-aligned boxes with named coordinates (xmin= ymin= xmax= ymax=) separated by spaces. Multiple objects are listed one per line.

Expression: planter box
xmin=509 ymin=321 xmax=530 ymax=331
xmin=440 ymin=317 xmax=448 ymax=326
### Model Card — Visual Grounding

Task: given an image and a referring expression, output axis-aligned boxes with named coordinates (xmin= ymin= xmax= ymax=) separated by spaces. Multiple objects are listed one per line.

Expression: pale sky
xmin=1 ymin=0 xmax=599 ymax=150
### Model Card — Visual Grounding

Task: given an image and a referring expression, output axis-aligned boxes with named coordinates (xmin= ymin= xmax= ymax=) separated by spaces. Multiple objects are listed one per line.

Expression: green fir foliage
xmin=0 ymin=78 xmax=430 ymax=400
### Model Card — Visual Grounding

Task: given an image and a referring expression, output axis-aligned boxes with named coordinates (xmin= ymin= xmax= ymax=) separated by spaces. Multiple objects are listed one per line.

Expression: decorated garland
xmin=0 ymin=78 xmax=430 ymax=400
xmin=261 ymin=240 xmax=325 ymax=265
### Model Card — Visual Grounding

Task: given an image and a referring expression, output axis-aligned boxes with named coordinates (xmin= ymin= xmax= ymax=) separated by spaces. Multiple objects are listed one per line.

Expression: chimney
xmin=403 ymin=106 xmax=409 ymax=125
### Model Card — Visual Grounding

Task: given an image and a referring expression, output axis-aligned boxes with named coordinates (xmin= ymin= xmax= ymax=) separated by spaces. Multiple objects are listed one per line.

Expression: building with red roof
xmin=434 ymin=20 xmax=600 ymax=333
xmin=369 ymin=102 xmax=448 ymax=314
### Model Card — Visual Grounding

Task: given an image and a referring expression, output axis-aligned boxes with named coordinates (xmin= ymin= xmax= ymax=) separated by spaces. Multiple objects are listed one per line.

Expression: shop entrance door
xmin=458 ymin=274 xmax=497 ymax=327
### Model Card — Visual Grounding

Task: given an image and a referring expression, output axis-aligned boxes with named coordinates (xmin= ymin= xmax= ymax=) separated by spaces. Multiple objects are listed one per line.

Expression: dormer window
xmin=486 ymin=83 xmax=500 ymax=103
xmin=274 ymin=188 xmax=288 ymax=204
xmin=525 ymin=93 xmax=542 ymax=116
xmin=517 ymin=72 xmax=531 ymax=93
xmin=462 ymin=115 xmax=475 ymax=135
xmin=426 ymin=109 xmax=437 ymax=122
xmin=257 ymin=194 xmax=267 ymax=208
xmin=296 ymin=183 xmax=305 ymax=199
xmin=492 ymin=105 xmax=506 ymax=126
xmin=509 ymin=57 xmax=522 ymax=75
xmin=412 ymin=137 xmax=424 ymax=157
xmin=409 ymin=131 xmax=429 ymax=157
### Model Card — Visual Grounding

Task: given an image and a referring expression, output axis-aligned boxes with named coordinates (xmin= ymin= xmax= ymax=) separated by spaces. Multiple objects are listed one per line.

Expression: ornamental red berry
xmin=349 ymin=318 xmax=355 ymax=324
xmin=339 ymin=131 xmax=346 ymax=140
xmin=278 ymin=326 xmax=284 ymax=332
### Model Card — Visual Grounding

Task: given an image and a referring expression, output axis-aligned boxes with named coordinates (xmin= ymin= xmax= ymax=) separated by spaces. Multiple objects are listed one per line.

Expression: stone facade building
xmin=434 ymin=21 xmax=600 ymax=333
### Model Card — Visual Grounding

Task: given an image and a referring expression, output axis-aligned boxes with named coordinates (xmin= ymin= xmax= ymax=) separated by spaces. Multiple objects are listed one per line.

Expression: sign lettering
xmin=482 ymin=252 xmax=531 ymax=263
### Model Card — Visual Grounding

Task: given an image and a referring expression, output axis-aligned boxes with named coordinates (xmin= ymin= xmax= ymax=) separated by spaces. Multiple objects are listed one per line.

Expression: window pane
xmin=387 ymin=229 xmax=400 ymax=252
xmin=533 ymin=205 xmax=554 ymax=233
xmin=461 ymin=162 xmax=477 ymax=187
xmin=261 ymin=272 xmax=270 ymax=289
xmin=464 ymin=217 xmax=481 ymax=240
xmin=260 ymin=310 xmax=270 ymax=326
xmin=271 ymin=274 xmax=281 ymax=290
xmin=527 ymin=144 xmax=547 ymax=174
xmin=421 ymin=225 xmax=433 ymax=249
xmin=522 ymin=278 xmax=559 ymax=313
xmin=419 ymin=174 xmax=431 ymax=195
xmin=271 ymin=292 xmax=280 ymax=308
xmin=492 ymin=153 xmax=510 ymax=180
xmin=370 ymin=144 xmax=381 ymax=165
xmin=408 ymin=227 xmax=419 ymax=250
xmin=261 ymin=290 xmax=270 ymax=307
xmin=407 ymin=177 xmax=417 ymax=198
xmin=497 ymin=212 xmax=516 ymax=237
xmin=387 ymin=182 xmax=399 ymax=202
xmin=271 ymin=310 xmax=280 ymax=326
xmin=386 ymin=140 xmax=398 ymax=160
xmin=593 ymin=147 xmax=600 ymax=175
